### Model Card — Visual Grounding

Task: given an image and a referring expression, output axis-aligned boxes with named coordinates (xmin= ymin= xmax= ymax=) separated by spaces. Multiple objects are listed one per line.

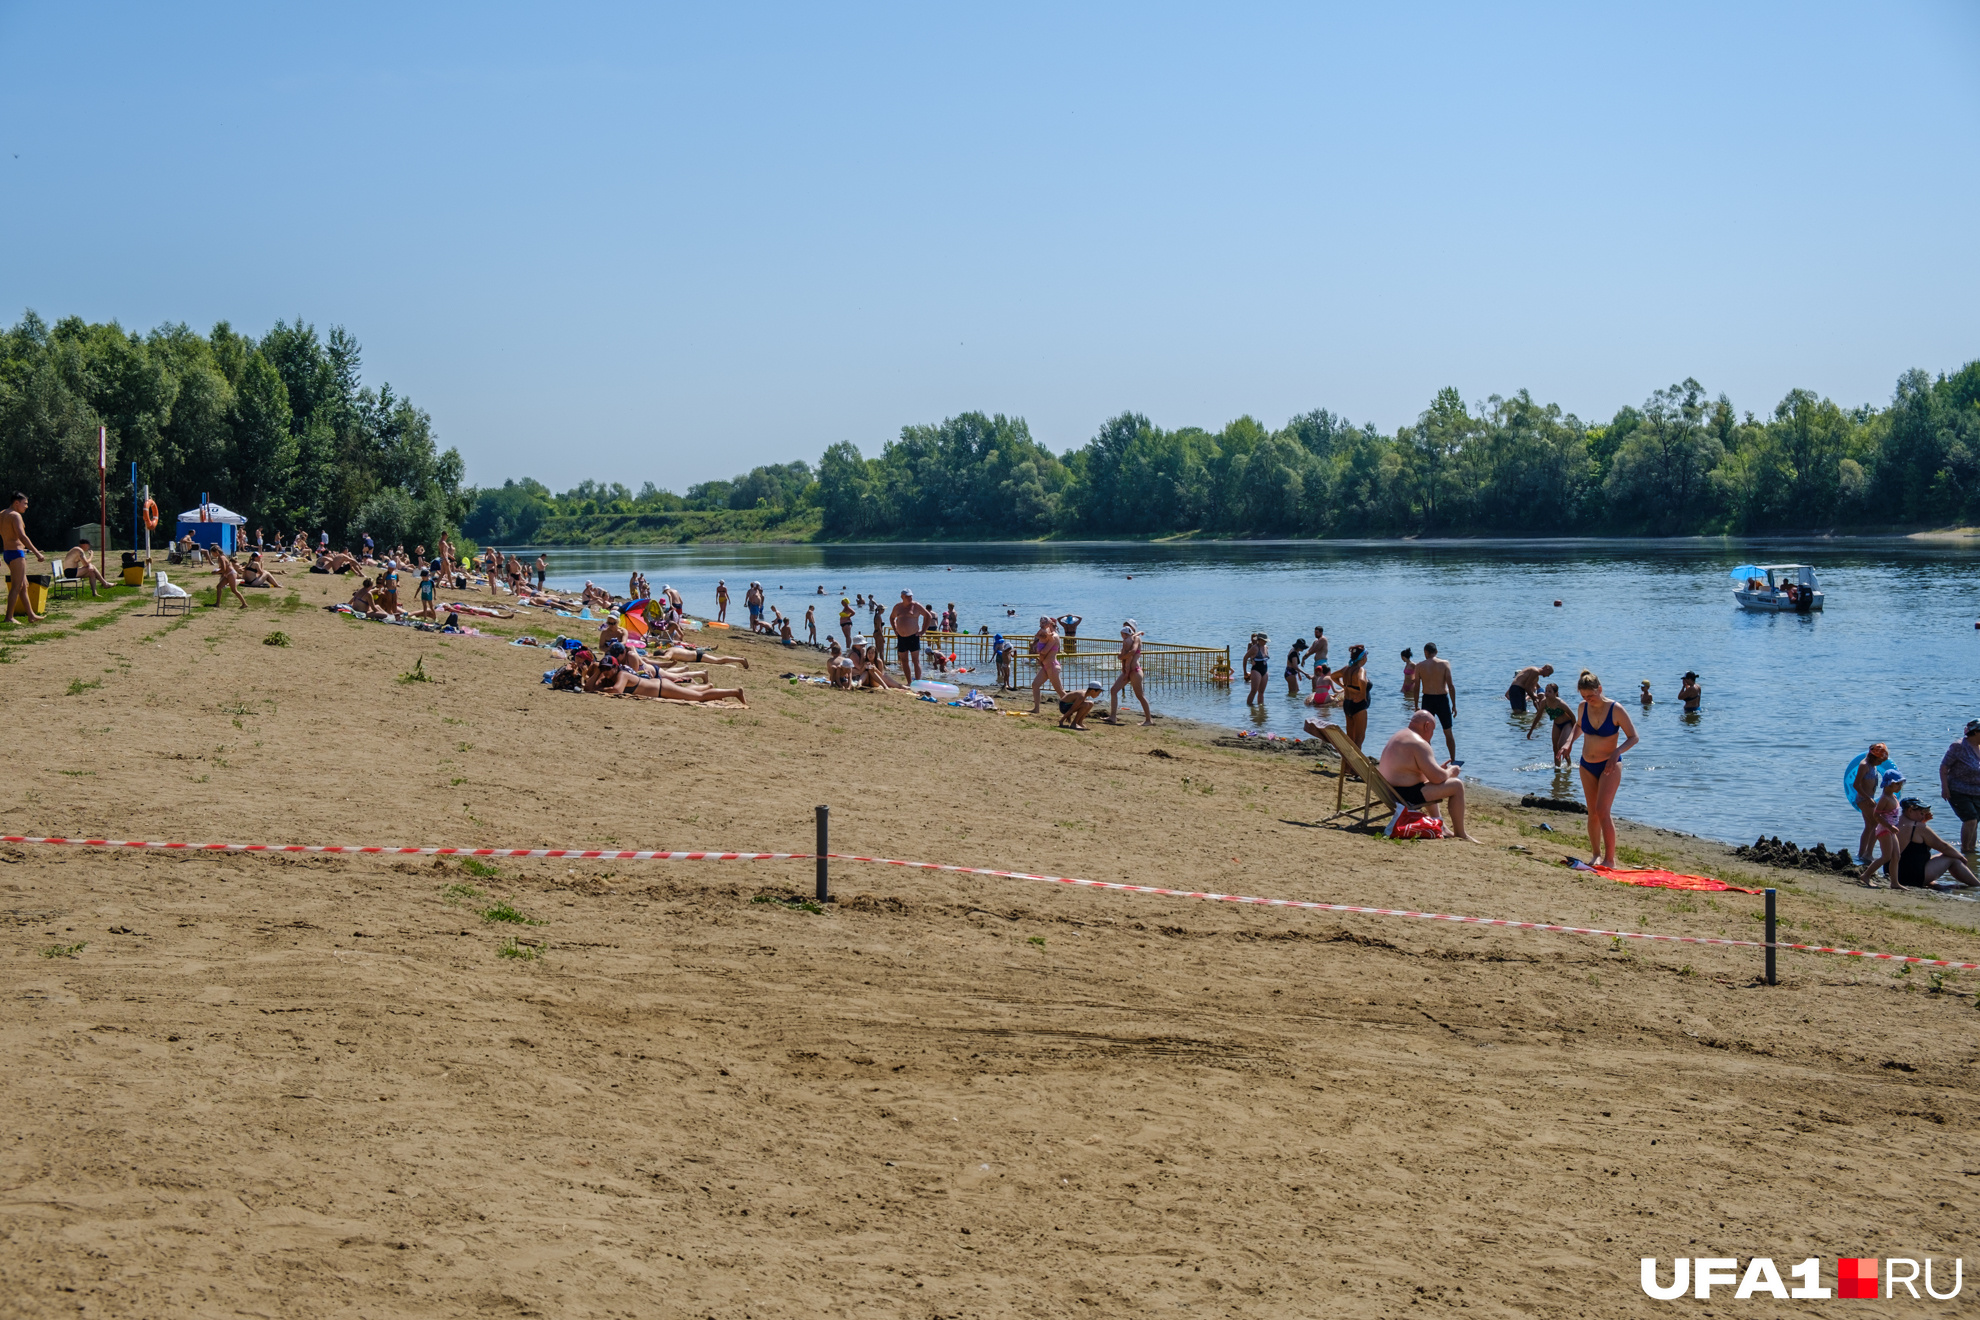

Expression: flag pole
xmin=98 ymin=426 xmax=108 ymax=581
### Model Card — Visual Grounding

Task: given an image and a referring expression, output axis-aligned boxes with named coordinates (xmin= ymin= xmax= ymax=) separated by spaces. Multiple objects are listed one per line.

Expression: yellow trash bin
xmin=122 ymin=565 xmax=145 ymax=587
xmin=24 ymin=574 xmax=49 ymax=614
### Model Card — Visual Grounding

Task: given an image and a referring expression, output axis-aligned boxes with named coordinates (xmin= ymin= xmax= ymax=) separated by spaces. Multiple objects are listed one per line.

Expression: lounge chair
xmin=1314 ymin=724 xmax=1408 ymax=835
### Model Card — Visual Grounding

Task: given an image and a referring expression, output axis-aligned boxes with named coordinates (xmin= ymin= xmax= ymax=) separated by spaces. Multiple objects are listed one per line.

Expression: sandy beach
xmin=4 ymin=569 xmax=1978 ymax=1318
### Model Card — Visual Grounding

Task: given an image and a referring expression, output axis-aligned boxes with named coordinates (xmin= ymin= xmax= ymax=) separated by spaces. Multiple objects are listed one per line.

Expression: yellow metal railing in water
xmin=882 ymin=630 xmax=1231 ymax=685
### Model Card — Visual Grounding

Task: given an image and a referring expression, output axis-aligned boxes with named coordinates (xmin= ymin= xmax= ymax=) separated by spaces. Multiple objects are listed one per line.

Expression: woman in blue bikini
xmin=1574 ymin=668 xmax=1639 ymax=868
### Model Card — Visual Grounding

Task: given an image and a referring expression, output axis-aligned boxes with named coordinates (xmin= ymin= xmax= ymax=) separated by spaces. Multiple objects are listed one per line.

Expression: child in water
xmin=1400 ymin=648 xmax=1419 ymax=708
xmin=1310 ymin=664 xmax=1338 ymax=707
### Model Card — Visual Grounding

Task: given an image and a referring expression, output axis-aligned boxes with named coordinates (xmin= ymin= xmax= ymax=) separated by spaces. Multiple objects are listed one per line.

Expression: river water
xmin=532 ymin=540 xmax=1980 ymax=850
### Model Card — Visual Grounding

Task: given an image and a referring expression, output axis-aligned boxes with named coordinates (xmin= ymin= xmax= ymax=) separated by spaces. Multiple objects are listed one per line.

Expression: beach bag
xmin=1389 ymin=809 xmax=1447 ymax=840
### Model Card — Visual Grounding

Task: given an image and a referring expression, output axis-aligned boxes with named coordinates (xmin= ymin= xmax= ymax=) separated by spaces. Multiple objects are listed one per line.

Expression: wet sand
xmin=3 ymin=569 xmax=1977 ymax=1317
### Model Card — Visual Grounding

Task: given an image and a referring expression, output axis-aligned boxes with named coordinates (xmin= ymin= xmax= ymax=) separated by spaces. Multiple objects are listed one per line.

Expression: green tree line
xmin=470 ymin=362 xmax=1980 ymax=541
xmin=0 ymin=311 xmax=466 ymax=549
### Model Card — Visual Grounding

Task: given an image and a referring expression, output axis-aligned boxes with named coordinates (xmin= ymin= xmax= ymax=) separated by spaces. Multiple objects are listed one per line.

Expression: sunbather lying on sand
xmin=649 ymin=642 xmax=747 ymax=669
xmin=594 ymin=661 xmax=745 ymax=705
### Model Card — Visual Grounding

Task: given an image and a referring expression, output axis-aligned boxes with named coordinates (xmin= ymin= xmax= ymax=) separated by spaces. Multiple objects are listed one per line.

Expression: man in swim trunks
xmin=1107 ymin=620 xmax=1153 ymax=726
xmin=61 ymin=537 xmax=110 ymax=596
xmin=1058 ymin=613 xmax=1083 ymax=656
xmin=890 ymin=590 xmax=937 ymax=681
xmin=1416 ymin=642 xmax=1457 ymax=758
xmin=745 ymin=582 xmax=765 ymax=630
xmin=1059 ymin=681 xmax=1102 ymax=730
xmin=1939 ymin=720 xmax=1980 ymax=859
xmin=1 ymin=493 xmax=46 ymax=623
xmin=1679 ymin=671 xmax=1702 ymax=713
xmin=1375 ymin=711 xmax=1474 ymax=841
xmin=1506 ymin=663 xmax=1553 ymax=713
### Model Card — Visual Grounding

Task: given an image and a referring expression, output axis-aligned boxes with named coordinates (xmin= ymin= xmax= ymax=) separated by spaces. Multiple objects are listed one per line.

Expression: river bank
xmin=5 ymin=569 xmax=1978 ymax=1315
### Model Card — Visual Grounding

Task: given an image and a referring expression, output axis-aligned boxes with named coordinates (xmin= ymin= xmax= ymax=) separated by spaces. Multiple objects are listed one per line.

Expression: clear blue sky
xmin=2 ymin=2 xmax=1975 ymax=491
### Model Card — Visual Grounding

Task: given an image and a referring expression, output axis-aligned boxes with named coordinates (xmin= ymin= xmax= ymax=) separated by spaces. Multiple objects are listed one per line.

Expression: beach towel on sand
xmin=1566 ymin=858 xmax=1762 ymax=894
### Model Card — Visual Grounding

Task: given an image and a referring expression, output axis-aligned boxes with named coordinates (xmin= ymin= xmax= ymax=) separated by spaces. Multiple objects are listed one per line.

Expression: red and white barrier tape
xmin=7 ymin=833 xmax=1978 ymax=973
xmin=0 ymin=835 xmax=797 ymax=862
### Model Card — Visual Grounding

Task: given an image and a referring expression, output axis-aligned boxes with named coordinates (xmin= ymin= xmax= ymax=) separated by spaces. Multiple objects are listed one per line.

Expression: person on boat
xmin=1573 ymin=669 xmax=1640 ymax=869
xmin=1374 ymin=710 xmax=1474 ymax=842
xmin=1891 ymin=799 xmax=1979 ymax=889
xmin=1283 ymin=637 xmax=1310 ymax=697
xmin=1525 ymin=682 xmax=1579 ymax=767
xmin=1855 ymin=769 xmax=1907 ymax=885
xmin=1505 ymin=663 xmax=1553 ymax=714
xmin=1679 ymin=671 xmax=1702 ymax=713
xmin=1339 ymin=645 xmax=1372 ymax=749
xmin=1852 ymin=742 xmax=1893 ymax=865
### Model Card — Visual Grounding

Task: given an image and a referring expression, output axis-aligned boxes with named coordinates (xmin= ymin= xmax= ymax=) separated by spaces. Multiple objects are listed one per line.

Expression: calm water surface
xmin=529 ymin=540 xmax=1980 ymax=850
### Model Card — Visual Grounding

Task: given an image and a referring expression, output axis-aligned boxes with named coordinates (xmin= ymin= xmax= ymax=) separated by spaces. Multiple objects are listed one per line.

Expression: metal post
xmin=1764 ymin=888 xmax=1777 ymax=986
xmin=815 ymin=805 xmax=830 ymax=903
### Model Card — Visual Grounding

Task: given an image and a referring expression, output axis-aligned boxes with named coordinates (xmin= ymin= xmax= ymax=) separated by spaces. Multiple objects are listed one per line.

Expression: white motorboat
xmin=1730 ymin=563 xmax=1824 ymax=613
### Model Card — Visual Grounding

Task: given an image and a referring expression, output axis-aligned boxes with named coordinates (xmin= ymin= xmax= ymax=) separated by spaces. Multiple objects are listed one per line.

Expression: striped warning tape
xmin=5 ymin=833 xmax=1978 ymax=972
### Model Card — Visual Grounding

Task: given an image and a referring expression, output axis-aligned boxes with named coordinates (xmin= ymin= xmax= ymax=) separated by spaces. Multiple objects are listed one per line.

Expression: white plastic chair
xmin=153 ymin=571 xmax=191 ymax=616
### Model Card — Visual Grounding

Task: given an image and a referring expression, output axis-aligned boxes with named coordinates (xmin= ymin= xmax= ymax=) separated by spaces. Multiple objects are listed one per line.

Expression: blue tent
xmin=175 ymin=502 xmax=244 ymax=553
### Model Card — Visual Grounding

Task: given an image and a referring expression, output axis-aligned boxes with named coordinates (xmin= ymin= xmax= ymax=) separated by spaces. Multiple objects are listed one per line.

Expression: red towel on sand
xmin=1566 ymin=858 xmax=1763 ymax=894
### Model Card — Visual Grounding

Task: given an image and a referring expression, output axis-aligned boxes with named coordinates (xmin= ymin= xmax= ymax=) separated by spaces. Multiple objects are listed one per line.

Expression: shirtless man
xmin=213 ymin=553 xmax=249 ymax=609
xmin=890 ymin=590 xmax=938 ymax=681
xmin=1 ymin=493 xmax=45 ymax=622
xmin=61 ymin=538 xmax=109 ymax=596
xmin=1506 ymin=663 xmax=1554 ymax=714
xmin=1416 ymin=641 xmax=1457 ymax=758
xmin=1107 ymin=619 xmax=1154 ymax=726
xmin=1373 ymin=711 xmax=1474 ymax=841
xmin=1337 ymin=644 xmax=1372 ymax=749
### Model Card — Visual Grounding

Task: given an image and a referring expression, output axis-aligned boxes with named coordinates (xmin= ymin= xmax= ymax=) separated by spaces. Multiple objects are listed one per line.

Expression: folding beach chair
xmin=1316 ymin=724 xmax=1407 ymax=836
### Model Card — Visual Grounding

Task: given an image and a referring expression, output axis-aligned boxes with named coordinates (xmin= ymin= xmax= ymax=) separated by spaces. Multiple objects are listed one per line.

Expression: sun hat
xmin=1882 ymin=768 xmax=1907 ymax=787
xmin=1967 ymin=719 xmax=1980 ymax=736
xmin=1902 ymin=797 xmax=1929 ymax=812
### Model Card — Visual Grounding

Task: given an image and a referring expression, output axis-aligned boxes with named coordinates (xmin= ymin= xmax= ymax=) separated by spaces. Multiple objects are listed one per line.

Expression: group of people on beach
xmin=1847 ymin=727 xmax=1980 ymax=890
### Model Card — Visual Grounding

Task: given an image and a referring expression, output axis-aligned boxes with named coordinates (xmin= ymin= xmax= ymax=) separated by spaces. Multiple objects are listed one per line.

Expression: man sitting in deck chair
xmin=1375 ymin=711 xmax=1475 ymax=842
xmin=61 ymin=538 xmax=110 ymax=596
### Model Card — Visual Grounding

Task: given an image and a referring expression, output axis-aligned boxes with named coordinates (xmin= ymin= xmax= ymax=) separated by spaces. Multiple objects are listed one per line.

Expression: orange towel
xmin=1567 ymin=859 xmax=1762 ymax=895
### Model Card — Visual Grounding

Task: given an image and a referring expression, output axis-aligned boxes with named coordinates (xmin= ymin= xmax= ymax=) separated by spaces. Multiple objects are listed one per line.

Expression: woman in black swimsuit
xmin=1339 ymin=644 xmax=1372 ymax=749
xmin=1243 ymin=634 xmax=1270 ymax=707
xmin=1891 ymin=799 xmax=1979 ymax=889
xmin=1573 ymin=669 xmax=1639 ymax=868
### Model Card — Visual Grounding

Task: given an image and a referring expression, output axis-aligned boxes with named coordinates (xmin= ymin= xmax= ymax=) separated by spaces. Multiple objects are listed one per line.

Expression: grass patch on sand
xmin=398 ymin=655 xmax=433 ymax=684
xmin=441 ymin=882 xmax=485 ymax=905
xmin=479 ymin=900 xmax=541 ymax=926
xmin=497 ymin=936 xmax=546 ymax=961
xmin=263 ymin=630 xmax=291 ymax=647
xmin=459 ymin=857 xmax=502 ymax=880
xmin=66 ymin=677 xmax=103 ymax=695
xmin=39 ymin=941 xmax=87 ymax=959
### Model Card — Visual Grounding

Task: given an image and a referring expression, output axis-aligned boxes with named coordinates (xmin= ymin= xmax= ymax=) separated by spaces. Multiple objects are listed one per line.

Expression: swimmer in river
xmin=1679 ymin=671 xmax=1702 ymax=713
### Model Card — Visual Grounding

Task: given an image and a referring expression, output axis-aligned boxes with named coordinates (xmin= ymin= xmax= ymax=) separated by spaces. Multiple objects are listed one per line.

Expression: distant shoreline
xmin=503 ymin=530 xmax=1980 ymax=552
